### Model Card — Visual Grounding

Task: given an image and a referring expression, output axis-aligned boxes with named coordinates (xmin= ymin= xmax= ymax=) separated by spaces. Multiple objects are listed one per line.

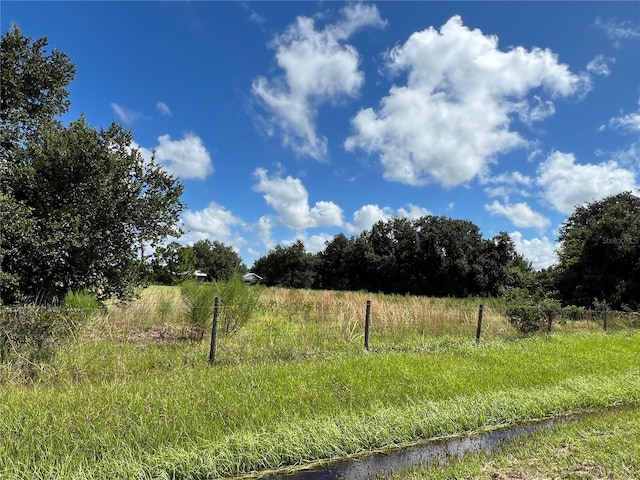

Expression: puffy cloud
xmin=143 ymin=133 xmax=214 ymax=179
xmin=182 ymin=202 xmax=245 ymax=244
xmin=537 ymin=151 xmax=637 ymax=214
xmin=252 ymin=3 xmax=385 ymax=159
xmin=345 ymin=202 xmax=430 ymax=233
xmin=607 ymin=101 xmax=640 ymax=133
xmin=482 ymin=170 xmax=532 ymax=199
xmin=296 ymin=232 xmax=335 ymax=254
xmin=485 ymin=200 xmax=550 ymax=229
xmin=510 ymin=231 xmax=558 ymax=270
xmin=253 ymin=168 xmax=344 ymax=229
xmin=586 ymin=54 xmax=615 ymax=76
xmin=345 ymin=15 xmax=589 ymax=187
xmin=397 ymin=203 xmax=431 ymax=220
xmin=156 ymin=101 xmax=172 ymax=116
xmin=110 ymin=103 xmax=145 ymax=124
xmin=346 ymin=204 xmax=393 ymax=233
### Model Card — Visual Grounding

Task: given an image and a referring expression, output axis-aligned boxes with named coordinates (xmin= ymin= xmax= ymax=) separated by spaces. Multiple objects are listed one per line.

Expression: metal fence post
xmin=364 ymin=300 xmax=371 ymax=350
xmin=475 ymin=304 xmax=484 ymax=344
xmin=209 ymin=296 xmax=221 ymax=364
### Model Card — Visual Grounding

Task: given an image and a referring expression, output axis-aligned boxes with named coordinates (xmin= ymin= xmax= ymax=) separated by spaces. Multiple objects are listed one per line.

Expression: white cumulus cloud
xmin=252 ymin=168 xmax=344 ymax=230
xmin=345 ymin=15 xmax=589 ymax=187
xmin=345 ymin=203 xmax=430 ymax=234
xmin=607 ymin=101 xmax=640 ymax=133
xmin=182 ymin=202 xmax=246 ymax=245
xmin=485 ymin=200 xmax=550 ymax=229
xmin=139 ymin=133 xmax=214 ymax=180
xmin=537 ymin=151 xmax=637 ymax=214
xmin=252 ymin=3 xmax=386 ymax=159
xmin=510 ymin=231 xmax=558 ymax=270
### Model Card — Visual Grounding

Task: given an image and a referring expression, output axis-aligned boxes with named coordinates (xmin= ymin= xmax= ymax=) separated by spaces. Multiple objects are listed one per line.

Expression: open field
xmin=1 ymin=286 xmax=639 ymax=479
xmin=85 ymin=285 xmax=624 ymax=364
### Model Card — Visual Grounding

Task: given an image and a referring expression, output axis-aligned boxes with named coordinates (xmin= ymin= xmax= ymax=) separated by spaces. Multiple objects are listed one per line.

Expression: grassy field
xmin=1 ymin=286 xmax=638 ymax=479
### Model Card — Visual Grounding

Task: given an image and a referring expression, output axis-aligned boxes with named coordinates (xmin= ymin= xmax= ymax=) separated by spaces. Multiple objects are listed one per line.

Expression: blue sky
xmin=3 ymin=1 xmax=639 ymax=269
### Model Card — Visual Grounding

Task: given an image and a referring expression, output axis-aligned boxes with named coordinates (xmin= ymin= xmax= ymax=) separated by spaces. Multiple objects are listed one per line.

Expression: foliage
xmin=1 ymin=27 xmax=185 ymax=303
xmin=561 ymin=304 xmax=586 ymax=322
xmin=252 ymin=239 xmax=318 ymax=288
xmin=504 ymin=288 xmax=561 ymax=334
xmin=147 ymin=242 xmax=195 ymax=285
xmin=180 ymin=275 xmax=263 ymax=340
xmin=192 ymin=239 xmax=246 ymax=281
xmin=0 ymin=24 xmax=75 ymax=161
xmin=253 ymin=216 xmax=532 ymax=297
xmin=0 ymin=290 xmax=99 ymax=368
xmin=180 ymin=281 xmax=217 ymax=342
xmin=215 ymin=273 xmax=263 ymax=336
xmin=555 ymin=191 xmax=640 ymax=310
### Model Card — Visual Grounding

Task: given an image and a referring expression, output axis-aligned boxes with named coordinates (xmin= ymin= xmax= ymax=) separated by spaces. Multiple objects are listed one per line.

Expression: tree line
xmin=251 ymin=217 xmax=531 ymax=297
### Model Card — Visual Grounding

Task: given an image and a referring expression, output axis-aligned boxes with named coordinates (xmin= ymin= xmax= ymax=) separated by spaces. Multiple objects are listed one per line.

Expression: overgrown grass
xmin=1 ymin=330 xmax=639 ymax=479
xmin=392 ymin=404 xmax=640 ymax=479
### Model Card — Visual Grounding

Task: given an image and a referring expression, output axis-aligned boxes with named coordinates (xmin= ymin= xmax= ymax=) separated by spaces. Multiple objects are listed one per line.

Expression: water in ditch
xmin=253 ymin=416 xmax=574 ymax=480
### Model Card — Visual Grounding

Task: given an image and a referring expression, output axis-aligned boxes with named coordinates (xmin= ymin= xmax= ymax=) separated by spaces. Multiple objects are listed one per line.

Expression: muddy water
xmin=255 ymin=417 xmax=574 ymax=480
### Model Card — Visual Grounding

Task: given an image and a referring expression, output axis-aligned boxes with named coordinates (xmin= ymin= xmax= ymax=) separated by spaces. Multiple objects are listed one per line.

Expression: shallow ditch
xmin=245 ymin=415 xmax=577 ymax=480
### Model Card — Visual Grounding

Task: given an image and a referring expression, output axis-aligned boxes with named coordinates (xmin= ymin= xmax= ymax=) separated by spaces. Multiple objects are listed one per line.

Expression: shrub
xmin=180 ymin=281 xmax=217 ymax=342
xmin=562 ymin=305 xmax=586 ymax=322
xmin=0 ymin=290 xmax=99 ymax=379
xmin=505 ymin=303 xmax=545 ymax=334
xmin=504 ymin=288 xmax=560 ymax=334
xmin=215 ymin=273 xmax=263 ymax=336
xmin=60 ymin=290 xmax=101 ymax=333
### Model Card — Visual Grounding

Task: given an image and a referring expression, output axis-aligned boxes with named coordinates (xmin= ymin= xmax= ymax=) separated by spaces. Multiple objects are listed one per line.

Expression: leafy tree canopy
xmin=251 ymin=240 xmax=318 ymax=289
xmin=555 ymin=191 xmax=640 ymax=310
xmin=192 ymin=239 xmax=247 ymax=281
xmin=252 ymin=216 xmax=531 ymax=296
xmin=1 ymin=26 xmax=184 ymax=303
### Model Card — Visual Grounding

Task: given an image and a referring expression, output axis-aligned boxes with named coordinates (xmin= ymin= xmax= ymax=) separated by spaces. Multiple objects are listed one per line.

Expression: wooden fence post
xmin=209 ymin=296 xmax=221 ymax=364
xmin=364 ymin=300 xmax=371 ymax=350
xmin=475 ymin=304 xmax=484 ymax=344
xmin=603 ymin=307 xmax=608 ymax=332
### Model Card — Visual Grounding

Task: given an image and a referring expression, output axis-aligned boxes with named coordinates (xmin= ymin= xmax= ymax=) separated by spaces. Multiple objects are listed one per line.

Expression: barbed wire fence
xmin=1 ymin=298 xmax=638 ymax=366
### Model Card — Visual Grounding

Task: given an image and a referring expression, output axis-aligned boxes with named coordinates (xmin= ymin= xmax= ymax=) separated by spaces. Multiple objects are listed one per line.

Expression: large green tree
xmin=1 ymin=26 xmax=184 ymax=303
xmin=192 ymin=239 xmax=246 ymax=281
xmin=555 ymin=191 xmax=640 ymax=310
xmin=1 ymin=25 xmax=75 ymax=163
xmin=251 ymin=240 xmax=318 ymax=289
xmin=147 ymin=242 xmax=195 ymax=285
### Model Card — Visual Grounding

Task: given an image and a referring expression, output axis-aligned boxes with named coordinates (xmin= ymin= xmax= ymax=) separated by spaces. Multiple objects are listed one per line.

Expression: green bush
xmin=60 ymin=290 xmax=101 ymax=332
xmin=0 ymin=290 xmax=99 ymax=377
xmin=505 ymin=303 xmax=545 ymax=334
xmin=180 ymin=281 xmax=217 ymax=342
xmin=504 ymin=288 xmax=560 ymax=334
xmin=562 ymin=305 xmax=586 ymax=322
xmin=180 ymin=275 xmax=263 ymax=341
xmin=215 ymin=273 xmax=263 ymax=336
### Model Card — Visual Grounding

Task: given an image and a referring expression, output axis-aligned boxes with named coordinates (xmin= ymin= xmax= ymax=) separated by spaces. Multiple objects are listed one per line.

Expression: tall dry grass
xmin=78 ymin=285 xmax=615 ymax=364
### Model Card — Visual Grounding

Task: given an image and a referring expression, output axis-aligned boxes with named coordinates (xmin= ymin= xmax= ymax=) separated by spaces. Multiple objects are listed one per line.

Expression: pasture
xmin=1 ymin=286 xmax=638 ymax=479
